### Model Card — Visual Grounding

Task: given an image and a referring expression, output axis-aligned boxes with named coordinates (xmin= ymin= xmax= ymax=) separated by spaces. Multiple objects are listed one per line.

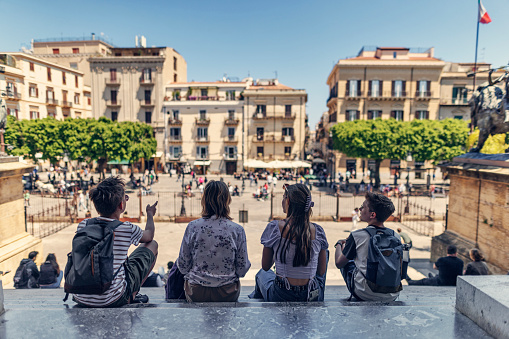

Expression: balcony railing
xmin=140 ymin=100 xmax=155 ymax=107
xmin=225 ymin=118 xmax=239 ymax=125
xmin=224 ymin=154 xmax=238 ymax=160
xmin=187 ymin=96 xmax=219 ymax=101
xmin=253 ymin=113 xmax=267 ymax=119
xmin=196 ymin=155 xmax=209 ymax=160
xmin=61 ymin=101 xmax=73 ymax=108
xmin=168 ymin=118 xmax=182 ymax=125
xmin=5 ymin=92 xmax=22 ymax=100
xmin=365 ymin=91 xmax=407 ymax=100
xmin=225 ymin=136 xmax=238 ymax=143
xmin=140 ymin=77 xmax=154 ymax=85
xmin=105 ymin=100 xmax=120 ymax=107
xmin=281 ymin=113 xmax=296 ymax=120
xmin=281 ymin=136 xmax=295 ymax=142
xmin=168 ymin=135 xmax=182 ymax=142
xmin=105 ymin=78 xmax=121 ymax=86
xmin=345 ymin=92 xmax=362 ymax=99
xmin=415 ymin=91 xmax=433 ymax=99
xmin=195 ymin=117 xmax=210 ymax=125
xmin=46 ymin=98 xmax=59 ymax=105
xmin=440 ymin=98 xmax=469 ymax=106
xmin=196 ymin=136 xmax=209 ymax=143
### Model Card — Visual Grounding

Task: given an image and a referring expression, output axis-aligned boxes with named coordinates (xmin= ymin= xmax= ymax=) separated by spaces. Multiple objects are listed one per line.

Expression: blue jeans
xmin=249 ymin=251 xmax=328 ymax=302
xmin=40 ymin=271 xmax=63 ymax=289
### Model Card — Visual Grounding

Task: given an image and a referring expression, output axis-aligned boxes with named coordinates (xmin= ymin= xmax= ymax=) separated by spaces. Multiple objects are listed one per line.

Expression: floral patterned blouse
xmin=177 ymin=215 xmax=251 ymax=287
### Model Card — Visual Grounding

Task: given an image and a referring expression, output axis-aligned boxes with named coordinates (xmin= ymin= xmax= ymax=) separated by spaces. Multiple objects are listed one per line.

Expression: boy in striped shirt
xmin=73 ymin=177 xmax=158 ymax=307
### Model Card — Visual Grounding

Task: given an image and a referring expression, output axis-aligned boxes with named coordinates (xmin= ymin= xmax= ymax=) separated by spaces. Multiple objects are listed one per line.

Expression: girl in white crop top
xmin=249 ymin=183 xmax=329 ymax=302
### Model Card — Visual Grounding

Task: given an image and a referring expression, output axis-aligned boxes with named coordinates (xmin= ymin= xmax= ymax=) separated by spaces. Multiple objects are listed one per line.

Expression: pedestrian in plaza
xmin=397 ymin=228 xmax=412 ymax=280
xmin=350 ymin=208 xmax=359 ymax=231
xmin=177 ymin=180 xmax=250 ymax=302
xmin=464 ymin=248 xmax=490 ymax=275
xmin=23 ymin=190 xmax=30 ymax=207
xmin=249 ymin=183 xmax=328 ymax=302
xmin=408 ymin=245 xmax=463 ymax=286
xmin=39 ymin=253 xmax=63 ymax=288
xmin=66 ymin=177 xmax=159 ymax=307
xmin=78 ymin=190 xmax=87 ymax=212
xmin=335 ymin=192 xmax=403 ymax=301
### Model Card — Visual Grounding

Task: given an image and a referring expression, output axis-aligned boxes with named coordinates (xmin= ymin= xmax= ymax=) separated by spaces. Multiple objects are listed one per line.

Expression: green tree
xmin=331 ymin=119 xmax=408 ymax=188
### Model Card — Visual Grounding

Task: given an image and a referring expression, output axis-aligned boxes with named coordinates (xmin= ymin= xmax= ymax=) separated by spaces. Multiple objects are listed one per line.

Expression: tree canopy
xmin=331 ymin=118 xmax=469 ymax=188
xmin=4 ymin=116 xmax=157 ymax=166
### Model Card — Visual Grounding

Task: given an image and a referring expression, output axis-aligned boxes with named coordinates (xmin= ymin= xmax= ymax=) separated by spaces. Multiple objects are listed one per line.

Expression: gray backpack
xmin=362 ymin=227 xmax=403 ymax=294
xmin=63 ymin=218 xmax=123 ymax=301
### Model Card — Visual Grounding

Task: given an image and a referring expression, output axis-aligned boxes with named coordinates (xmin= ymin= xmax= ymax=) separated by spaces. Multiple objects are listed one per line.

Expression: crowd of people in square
xmin=13 ymin=176 xmax=496 ymax=308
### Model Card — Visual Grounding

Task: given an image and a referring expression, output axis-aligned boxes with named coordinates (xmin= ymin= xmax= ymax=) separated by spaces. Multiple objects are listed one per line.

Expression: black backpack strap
xmin=105 ymin=219 xmax=124 ymax=232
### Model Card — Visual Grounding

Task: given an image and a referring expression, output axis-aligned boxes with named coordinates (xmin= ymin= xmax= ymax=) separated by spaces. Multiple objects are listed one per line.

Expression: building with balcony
xmin=163 ymin=78 xmax=308 ymax=174
xmin=438 ymin=62 xmax=501 ymax=120
xmin=244 ymin=79 xmax=307 ymax=165
xmin=0 ymin=52 xmax=91 ymax=120
xmin=88 ymin=41 xmax=187 ymax=171
xmin=324 ymin=46 xmax=445 ymax=178
xmin=164 ymin=80 xmax=246 ymax=174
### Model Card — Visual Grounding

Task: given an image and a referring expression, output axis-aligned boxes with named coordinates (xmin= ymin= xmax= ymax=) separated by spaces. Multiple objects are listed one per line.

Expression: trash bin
xmin=239 ymin=210 xmax=248 ymax=223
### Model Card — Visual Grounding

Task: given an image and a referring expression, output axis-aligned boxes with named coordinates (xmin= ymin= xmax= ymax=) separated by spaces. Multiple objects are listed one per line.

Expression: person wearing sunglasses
xmin=249 ymin=183 xmax=329 ymax=302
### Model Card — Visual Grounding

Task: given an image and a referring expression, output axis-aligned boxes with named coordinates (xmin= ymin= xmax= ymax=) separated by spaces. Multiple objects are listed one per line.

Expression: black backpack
xmin=13 ymin=260 xmax=30 ymax=289
xmin=63 ymin=218 xmax=123 ymax=301
xmin=39 ymin=261 xmax=57 ymax=285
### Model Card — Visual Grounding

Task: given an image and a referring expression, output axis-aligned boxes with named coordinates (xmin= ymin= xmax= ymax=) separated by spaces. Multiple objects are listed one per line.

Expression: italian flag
xmin=479 ymin=0 xmax=492 ymax=24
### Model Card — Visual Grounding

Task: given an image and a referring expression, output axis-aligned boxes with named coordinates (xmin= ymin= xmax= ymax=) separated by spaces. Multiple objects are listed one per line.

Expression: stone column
xmin=0 ymin=157 xmax=42 ymax=287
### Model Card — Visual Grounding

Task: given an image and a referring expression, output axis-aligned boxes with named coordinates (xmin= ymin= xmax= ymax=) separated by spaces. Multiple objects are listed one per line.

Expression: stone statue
xmin=469 ymin=70 xmax=509 ymax=152
xmin=0 ymin=98 xmax=6 ymax=130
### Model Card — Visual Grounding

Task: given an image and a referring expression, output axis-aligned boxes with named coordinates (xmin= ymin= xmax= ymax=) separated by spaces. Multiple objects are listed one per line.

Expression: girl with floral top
xmin=249 ymin=183 xmax=329 ymax=302
xmin=177 ymin=180 xmax=251 ymax=302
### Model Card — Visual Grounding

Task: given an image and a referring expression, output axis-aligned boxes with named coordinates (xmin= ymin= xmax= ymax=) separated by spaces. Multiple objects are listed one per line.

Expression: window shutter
xmin=224 ymin=146 xmax=228 ymax=157
xmin=379 ymin=81 xmax=383 ymax=96
xmin=234 ymin=146 xmax=238 ymax=154
xmin=346 ymin=80 xmax=350 ymax=96
xmin=357 ymin=80 xmax=362 ymax=96
xmin=415 ymin=111 xmax=419 ymax=120
xmin=427 ymin=81 xmax=431 ymax=96
xmin=426 ymin=111 xmax=430 ymax=119
xmin=391 ymin=110 xmax=396 ymax=119
xmin=356 ymin=111 xmax=360 ymax=120
xmin=196 ymin=147 xmax=199 ymax=157
xmin=416 ymin=81 xmax=420 ymax=96
xmin=401 ymin=112 xmax=404 ymax=121
xmin=367 ymin=110 xmax=373 ymax=120
xmin=206 ymin=147 xmax=208 ymax=157
xmin=402 ymin=81 xmax=406 ymax=96
xmin=36 ymin=88 xmax=39 ymax=97
xmin=368 ymin=81 xmax=372 ymax=96
xmin=391 ymin=81 xmax=395 ymax=96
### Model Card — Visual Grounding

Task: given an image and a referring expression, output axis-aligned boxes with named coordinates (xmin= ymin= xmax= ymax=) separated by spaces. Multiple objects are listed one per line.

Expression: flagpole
xmin=473 ymin=0 xmax=480 ymax=91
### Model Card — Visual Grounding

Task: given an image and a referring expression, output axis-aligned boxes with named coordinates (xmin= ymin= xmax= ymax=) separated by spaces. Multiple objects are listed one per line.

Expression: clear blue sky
xmin=2 ymin=0 xmax=508 ymax=129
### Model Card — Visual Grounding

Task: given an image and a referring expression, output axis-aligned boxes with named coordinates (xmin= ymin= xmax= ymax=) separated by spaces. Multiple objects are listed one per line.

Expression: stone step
xmin=0 ymin=285 xmax=492 ymax=338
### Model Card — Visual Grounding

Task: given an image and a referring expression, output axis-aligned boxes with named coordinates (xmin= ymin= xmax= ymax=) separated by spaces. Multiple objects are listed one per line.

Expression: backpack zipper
xmin=91 ymin=250 xmax=95 ymax=276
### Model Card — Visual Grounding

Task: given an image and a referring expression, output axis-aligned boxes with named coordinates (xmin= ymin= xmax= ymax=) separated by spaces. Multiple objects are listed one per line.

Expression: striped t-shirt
xmin=73 ymin=217 xmax=143 ymax=307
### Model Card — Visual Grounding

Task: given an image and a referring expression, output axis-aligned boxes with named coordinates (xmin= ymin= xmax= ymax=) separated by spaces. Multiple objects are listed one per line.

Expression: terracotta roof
xmin=171 ymin=81 xmax=245 ymax=85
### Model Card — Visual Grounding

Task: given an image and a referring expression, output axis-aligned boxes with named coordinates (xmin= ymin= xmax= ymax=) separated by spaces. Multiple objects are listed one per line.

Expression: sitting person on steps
xmin=408 ymin=244 xmax=463 ymax=286
xmin=249 ymin=183 xmax=329 ymax=302
xmin=39 ymin=253 xmax=63 ymax=288
xmin=177 ymin=180 xmax=251 ymax=302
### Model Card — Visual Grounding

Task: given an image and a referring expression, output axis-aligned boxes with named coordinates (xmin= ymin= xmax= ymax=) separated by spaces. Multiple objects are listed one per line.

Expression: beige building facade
xmin=321 ymin=46 xmax=446 ymax=179
xmin=32 ymin=35 xmax=113 ymax=87
xmin=163 ymin=78 xmax=307 ymax=174
xmin=89 ymin=46 xmax=187 ymax=169
xmin=0 ymin=52 xmax=91 ymax=121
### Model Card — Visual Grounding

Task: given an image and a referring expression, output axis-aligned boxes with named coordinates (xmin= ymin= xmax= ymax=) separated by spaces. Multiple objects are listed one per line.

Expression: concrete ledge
xmin=0 ymin=280 xmax=4 ymax=316
xmin=456 ymin=275 xmax=509 ymax=339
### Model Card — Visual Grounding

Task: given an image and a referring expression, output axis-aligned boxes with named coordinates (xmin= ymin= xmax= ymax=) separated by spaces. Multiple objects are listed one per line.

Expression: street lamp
xmin=180 ymin=156 xmax=187 ymax=216
xmin=404 ymin=153 xmax=413 ymax=214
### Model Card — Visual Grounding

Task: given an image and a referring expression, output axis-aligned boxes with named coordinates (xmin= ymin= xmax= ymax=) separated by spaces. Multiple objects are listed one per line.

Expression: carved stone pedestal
xmin=433 ymin=154 xmax=509 ymax=274
xmin=0 ymin=157 xmax=42 ymax=287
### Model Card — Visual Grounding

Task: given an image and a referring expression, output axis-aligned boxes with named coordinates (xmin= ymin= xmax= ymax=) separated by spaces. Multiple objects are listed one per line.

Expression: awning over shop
xmin=267 ymin=160 xmax=293 ymax=169
xmin=244 ymin=159 xmax=270 ymax=168
xmin=291 ymin=160 xmax=312 ymax=168
xmin=151 ymin=151 xmax=163 ymax=158
xmin=194 ymin=160 xmax=211 ymax=166
xmin=107 ymin=160 xmax=130 ymax=165
xmin=312 ymin=158 xmax=326 ymax=164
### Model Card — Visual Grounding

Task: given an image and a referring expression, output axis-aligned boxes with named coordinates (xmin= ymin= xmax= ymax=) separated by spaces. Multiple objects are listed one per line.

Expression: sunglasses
xmin=125 ymin=194 xmax=129 ymax=202
xmin=282 ymin=183 xmax=290 ymax=191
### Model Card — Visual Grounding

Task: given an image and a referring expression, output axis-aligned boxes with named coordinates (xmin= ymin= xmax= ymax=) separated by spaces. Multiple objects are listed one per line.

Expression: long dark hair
xmin=45 ymin=253 xmax=59 ymax=272
xmin=275 ymin=184 xmax=312 ymax=267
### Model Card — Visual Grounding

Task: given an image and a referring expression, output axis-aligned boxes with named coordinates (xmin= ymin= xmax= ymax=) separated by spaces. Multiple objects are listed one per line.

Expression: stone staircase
xmin=0 ymin=285 xmax=493 ymax=338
